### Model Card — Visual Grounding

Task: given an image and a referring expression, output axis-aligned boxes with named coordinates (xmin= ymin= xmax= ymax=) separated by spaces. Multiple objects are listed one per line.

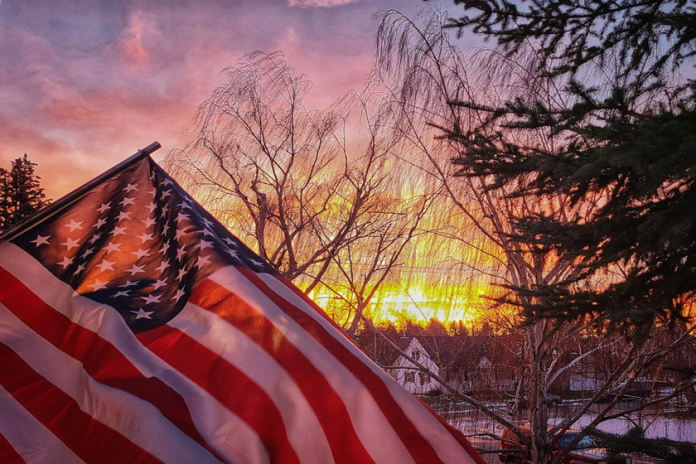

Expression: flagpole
xmin=0 ymin=141 xmax=161 ymax=243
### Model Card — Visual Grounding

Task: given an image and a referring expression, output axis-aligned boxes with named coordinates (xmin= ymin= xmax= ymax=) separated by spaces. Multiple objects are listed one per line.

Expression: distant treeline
xmin=353 ymin=317 xmax=497 ymax=340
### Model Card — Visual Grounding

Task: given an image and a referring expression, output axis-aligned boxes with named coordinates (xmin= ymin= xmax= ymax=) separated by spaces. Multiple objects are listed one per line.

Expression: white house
xmin=386 ymin=337 xmax=441 ymax=394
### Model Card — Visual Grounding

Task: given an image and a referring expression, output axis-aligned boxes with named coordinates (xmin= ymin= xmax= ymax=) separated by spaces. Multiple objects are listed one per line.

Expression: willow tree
xmin=373 ymin=10 xmax=695 ymax=464
xmin=166 ymin=52 xmax=388 ymax=291
xmin=165 ymin=50 xmax=439 ymax=321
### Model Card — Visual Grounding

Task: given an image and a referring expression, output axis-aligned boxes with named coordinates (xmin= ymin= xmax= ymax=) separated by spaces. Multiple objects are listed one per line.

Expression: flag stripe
xmin=267 ymin=274 xmax=487 ymax=464
xmin=0 ymin=243 xmax=272 ymax=464
xmin=136 ymin=324 xmax=302 ymax=464
xmin=236 ymin=267 xmax=446 ymax=464
xmin=0 ymin=432 xmax=25 ymax=464
xmin=0 ymin=341 xmax=163 ymax=464
xmin=210 ymin=267 xmax=418 ymax=464
xmin=189 ymin=278 xmax=376 ymax=464
xmin=0 ymin=264 xmax=223 ymax=463
xmin=0 ymin=384 xmax=84 ymax=464
xmin=0 ymin=302 xmax=224 ymax=464
xmin=168 ymin=299 xmax=335 ymax=463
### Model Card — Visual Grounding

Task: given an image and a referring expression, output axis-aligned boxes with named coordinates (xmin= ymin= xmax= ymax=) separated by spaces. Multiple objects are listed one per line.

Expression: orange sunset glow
xmin=0 ymin=0 xmax=495 ymax=326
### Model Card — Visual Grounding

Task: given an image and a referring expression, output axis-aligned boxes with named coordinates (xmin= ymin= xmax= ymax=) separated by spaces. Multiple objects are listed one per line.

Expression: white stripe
xmin=0 ymin=385 xmax=85 ymax=464
xmin=0 ymin=243 xmax=268 ymax=464
xmin=259 ymin=274 xmax=389 ymax=375
xmin=0 ymin=303 xmax=221 ymax=464
xmin=170 ymin=303 xmax=334 ymax=464
xmin=260 ymin=274 xmax=479 ymax=463
xmin=210 ymin=266 xmax=417 ymax=464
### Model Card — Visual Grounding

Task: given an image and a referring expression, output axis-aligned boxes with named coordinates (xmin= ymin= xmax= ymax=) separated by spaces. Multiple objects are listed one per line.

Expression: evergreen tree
xmin=445 ymin=0 xmax=696 ymax=334
xmin=0 ymin=155 xmax=50 ymax=231
xmin=447 ymin=320 xmax=469 ymax=337
xmin=426 ymin=318 xmax=448 ymax=336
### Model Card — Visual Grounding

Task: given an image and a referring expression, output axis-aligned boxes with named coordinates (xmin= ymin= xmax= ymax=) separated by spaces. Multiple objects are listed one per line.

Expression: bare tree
xmin=326 ymin=190 xmax=435 ymax=336
xmin=372 ymin=9 xmax=696 ymax=464
xmin=165 ymin=50 xmax=444 ymax=328
xmin=165 ymin=52 xmax=393 ymax=292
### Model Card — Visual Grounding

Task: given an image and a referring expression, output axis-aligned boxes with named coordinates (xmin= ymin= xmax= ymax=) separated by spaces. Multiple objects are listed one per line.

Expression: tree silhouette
xmin=447 ymin=0 xmax=696 ymax=335
xmin=0 ymin=155 xmax=50 ymax=231
xmin=373 ymin=8 xmax=696 ymax=464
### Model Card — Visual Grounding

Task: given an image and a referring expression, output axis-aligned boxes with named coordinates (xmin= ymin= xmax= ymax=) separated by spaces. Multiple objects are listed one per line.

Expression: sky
xmin=0 ymin=0 xmax=477 ymax=200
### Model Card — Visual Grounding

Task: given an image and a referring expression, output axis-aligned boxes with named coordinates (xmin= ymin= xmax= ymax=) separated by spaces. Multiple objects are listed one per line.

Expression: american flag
xmin=0 ymin=154 xmax=484 ymax=463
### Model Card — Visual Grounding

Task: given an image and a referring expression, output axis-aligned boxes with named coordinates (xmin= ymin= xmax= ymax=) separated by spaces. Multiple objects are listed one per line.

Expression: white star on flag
xmin=124 ymin=183 xmax=138 ymax=193
xmin=57 ymin=256 xmax=74 ymax=269
xmin=62 ymin=238 xmax=80 ymax=250
xmin=96 ymin=260 xmax=115 ymax=272
xmin=127 ymin=264 xmax=145 ymax=276
xmin=89 ymin=278 xmax=108 ymax=291
xmin=31 ymin=234 xmax=50 ymax=246
xmin=174 ymin=288 xmax=186 ymax=302
xmin=138 ymin=232 xmax=153 ymax=242
xmin=132 ymin=248 xmax=149 ymax=260
xmin=156 ymin=260 xmax=170 ymax=273
xmin=81 ymin=248 xmax=94 ymax=258
xmin=142 ymin=294 xmax=161 ymax=305
xmin=226 ymin=248 xmax=239 ymax=258
xmin=64 ymin=219 xmax=83 ymax=232
xmin=103 ymin=242 xmax=121 ymax=253
xmin=131 ymin=308 xmax=154 ymax=319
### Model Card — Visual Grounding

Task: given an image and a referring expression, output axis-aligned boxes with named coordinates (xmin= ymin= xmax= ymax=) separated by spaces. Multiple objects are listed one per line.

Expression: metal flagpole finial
xmin=0 ymin=142 xmax=162 ymax=243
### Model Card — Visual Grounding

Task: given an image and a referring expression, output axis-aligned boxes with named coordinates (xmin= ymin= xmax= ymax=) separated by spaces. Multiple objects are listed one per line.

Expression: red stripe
xmin=136 ymin=324 xmax=301 ymax=464
xmin=239 ymin=268 xmax=447 ymax=463
xmin=189 ymin=279 xmax=376 ymax=464
xmin=0 ymin=432 xmax=26 ymax=464
xmin=0 ymin=342 xmax=162 ymax=464
xmin=0 ymin=266 xmax=222 ymax=462
xmin=279 ymin=274 xmax=485 ymax=463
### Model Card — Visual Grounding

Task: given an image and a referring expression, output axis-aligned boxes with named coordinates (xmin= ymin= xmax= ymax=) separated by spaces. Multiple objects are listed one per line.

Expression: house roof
xmin=360 ymin=334 xmax=523 ymax=369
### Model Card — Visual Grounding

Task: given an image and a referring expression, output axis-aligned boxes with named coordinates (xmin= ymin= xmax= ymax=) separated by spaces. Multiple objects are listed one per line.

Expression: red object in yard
xmin=499 ymin=426 xmax=633 ymax=464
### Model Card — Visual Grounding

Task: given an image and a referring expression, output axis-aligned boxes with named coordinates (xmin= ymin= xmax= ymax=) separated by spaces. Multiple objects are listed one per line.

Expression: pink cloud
xmin=0 ymin=0 xmax=425 ymax=200
xmin=120 ymin=11 xmax=157 ymax=73
xmin=288 ymin=0 xmax=361 ymax=7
